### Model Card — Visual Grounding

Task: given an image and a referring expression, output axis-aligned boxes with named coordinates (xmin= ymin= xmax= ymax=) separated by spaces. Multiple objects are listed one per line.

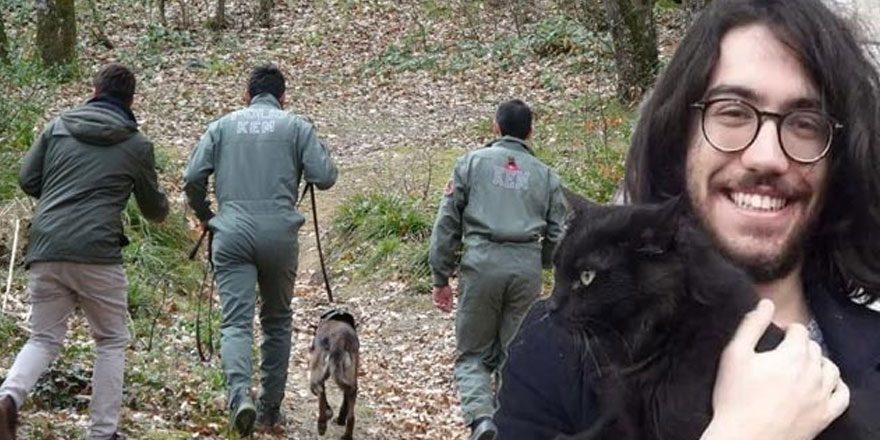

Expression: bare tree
xmin=0 ymin=12 xmax=8 ymax=64
xmin=158 ymin=0 xmax=167 ymax=26
xmin=86 ymin=0 xmax=113 ymax=49
xmin=178 ymin=0 xmax=190 ymax=29
xmin=36 ymin=0 xmax=77 ymax=66
xmin=509 ymin=0 xmax=530 ymax=38
xmin=208 ymin=0 xmax=227 ymax=30
xmin=257 ymin=0 xmax=273 ymax=28
xmin=457 ymin=0 xmax=483 ymax=42
xmin=600 ymin=0 xmax=659 ymax=102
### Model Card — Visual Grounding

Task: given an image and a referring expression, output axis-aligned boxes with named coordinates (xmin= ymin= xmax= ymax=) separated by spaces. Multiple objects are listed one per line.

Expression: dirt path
xmin=2 ymin=1 xmax=605 ymax=438
xmin=252 ymin=98 xmax=479 ymax=440
xmin=247 ymin=276 xmax=464 ymax=440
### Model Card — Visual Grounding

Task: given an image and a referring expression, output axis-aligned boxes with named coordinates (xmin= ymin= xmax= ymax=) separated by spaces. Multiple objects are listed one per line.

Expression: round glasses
xmin=690 ymin=99 xmax=842 ymax=164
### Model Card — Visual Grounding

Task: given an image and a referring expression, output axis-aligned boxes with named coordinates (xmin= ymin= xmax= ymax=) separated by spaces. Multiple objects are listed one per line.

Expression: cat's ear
xmin=653 ymin=196 xmax=683 ymax=229
xmin=561 ymin=187 xmax=601 ymax=219
xmin=633 ymin=196 xmax=683 ymax=254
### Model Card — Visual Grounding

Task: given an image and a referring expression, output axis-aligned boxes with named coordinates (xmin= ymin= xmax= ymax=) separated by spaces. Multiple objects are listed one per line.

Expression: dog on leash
xmin=309 ymin=308 xmax=359 ymax=440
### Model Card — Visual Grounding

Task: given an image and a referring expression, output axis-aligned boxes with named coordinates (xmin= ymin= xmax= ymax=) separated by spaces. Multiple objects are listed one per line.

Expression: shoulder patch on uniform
xmin=444 ymin=178 xmax=455 ymax=196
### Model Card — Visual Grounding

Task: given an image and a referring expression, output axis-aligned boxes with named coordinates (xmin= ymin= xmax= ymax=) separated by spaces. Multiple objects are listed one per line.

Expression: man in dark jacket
xmin=184 ymin=65 xmax=337 ymax=437
xmin=496 ymin=0 xmax=880 ymax=438
xmin=0 ymin=64 xmax=168 ymax=440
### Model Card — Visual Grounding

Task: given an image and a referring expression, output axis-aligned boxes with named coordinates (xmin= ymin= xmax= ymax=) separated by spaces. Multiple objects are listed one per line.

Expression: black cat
xmin=549 ymin=191 xmax=875 ymax=440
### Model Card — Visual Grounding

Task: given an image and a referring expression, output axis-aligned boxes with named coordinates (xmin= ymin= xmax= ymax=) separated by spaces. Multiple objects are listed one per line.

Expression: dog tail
xmin=339 ymin=351 xmax=353 ymax=371
xmin=328 ymin=339 xmax=357 ymax=388
xmin=329 ymin=347 xmax=352 ymax=371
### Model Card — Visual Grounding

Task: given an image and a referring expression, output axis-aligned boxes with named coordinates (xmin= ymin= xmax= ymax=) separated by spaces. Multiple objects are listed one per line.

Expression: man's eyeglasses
xmin=690 ymin=99 xmax=842 ymax=164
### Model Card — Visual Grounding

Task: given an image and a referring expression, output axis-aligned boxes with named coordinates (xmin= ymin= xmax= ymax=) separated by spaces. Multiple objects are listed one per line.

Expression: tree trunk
xmin=36 ymin=0 xmax=77 ymax=66
xmin=158 ymin=0 xmax=166 ymax=26
xmin=602 ymin=0 xmax=659 ymax=102
xmin=208 ymin=0 xmax=226 ymax=30
xmin=510 ymin=0 xmax=528 ymax=38
xmin=0 ymin=13 xmax=8 ymax=64
xmin=86 ymin=0 xmax=113 ymax=49
xmin=178 ymin=0 xmax=189 ymax=29
xmin=257 ymin=0 xmax=273 ymax=28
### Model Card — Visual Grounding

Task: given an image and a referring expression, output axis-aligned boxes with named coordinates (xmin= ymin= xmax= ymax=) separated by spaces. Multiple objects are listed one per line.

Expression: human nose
xmin=739 ymin=116 xmax=791 ymax=175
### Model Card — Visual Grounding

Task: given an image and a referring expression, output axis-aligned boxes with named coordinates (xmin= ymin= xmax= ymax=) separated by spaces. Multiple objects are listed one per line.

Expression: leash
xmin=189 ymin=228 xmax=216 ymax=362
xmin=146 ymin=278 xmax=170 ymax=352
xmin=298 ymin=183 xmax=334 ymax=303
xmin=297 ymin=184 xmax=364 ymax=335
xmin=183 ymin=182 xmax=329 ymax=362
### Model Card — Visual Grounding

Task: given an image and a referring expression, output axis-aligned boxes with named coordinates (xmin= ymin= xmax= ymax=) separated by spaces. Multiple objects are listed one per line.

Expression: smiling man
xmin=495 ymin=0 xmax=880 ymax=438
xmin=684 ymin=23 xmax=833 ymax=326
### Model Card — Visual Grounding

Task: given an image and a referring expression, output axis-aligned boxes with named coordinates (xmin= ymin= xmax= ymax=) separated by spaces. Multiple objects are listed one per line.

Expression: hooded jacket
xmin=19 ymin=99 xmax=168 ymax=266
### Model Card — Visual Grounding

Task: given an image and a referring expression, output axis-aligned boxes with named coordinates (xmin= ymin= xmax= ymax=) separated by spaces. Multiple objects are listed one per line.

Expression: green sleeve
xmin=542 ymin=173 xmax=567 ymax=268
xmin=429 ymin=157 xmax=469 ymax=287
xmin=19 ymin=122 xmax=52 ymax=198
xmin=183 ymin=123 xmax=218 ymax=222
xmin=133 ymin=140 xmax=169 ymax=222
xmin=299 ymin=123 xmax=337 ymax=190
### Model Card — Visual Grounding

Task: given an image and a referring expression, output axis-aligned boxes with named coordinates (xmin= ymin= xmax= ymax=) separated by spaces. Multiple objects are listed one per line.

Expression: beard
xmin=686 ymin=173 xmax=824 ymax=284
xmin=720 ymin=230 xmax=805 ymax=283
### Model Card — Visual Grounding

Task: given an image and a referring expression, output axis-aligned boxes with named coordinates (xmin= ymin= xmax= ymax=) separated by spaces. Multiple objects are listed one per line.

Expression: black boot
xmin=0 ymin=395 xmax=18 ymax=440
xmin=469 ymin=417 xmax=498 ymax=440
xmin=229 ymin=393 xmax=256 ymax=437
xmin=256 ymin=401 xmax=285 ymax=432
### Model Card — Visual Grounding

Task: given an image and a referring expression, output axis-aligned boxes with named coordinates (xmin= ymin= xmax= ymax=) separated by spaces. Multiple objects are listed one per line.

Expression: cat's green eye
xmin=580 ymin=270 xmax=596 ymax=286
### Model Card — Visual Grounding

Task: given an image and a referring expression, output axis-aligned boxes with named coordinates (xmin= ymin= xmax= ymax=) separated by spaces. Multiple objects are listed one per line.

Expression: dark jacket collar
xmin=809 ymin=283 xmax=880 ymax=385
xmin=249 ymin=93 xmax=282 ymax=109
xmin=87 ymin=95 xmax=137 ymax=125
xmin=491 ymin=135 xmax=535 ymax=156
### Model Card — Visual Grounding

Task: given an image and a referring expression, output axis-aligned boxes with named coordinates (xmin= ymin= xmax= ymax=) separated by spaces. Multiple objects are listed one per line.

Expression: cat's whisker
xmin=578 ymin=326 xmax=604 ymax=378
xmin=582 ymin=317 xmax=635 ymax=362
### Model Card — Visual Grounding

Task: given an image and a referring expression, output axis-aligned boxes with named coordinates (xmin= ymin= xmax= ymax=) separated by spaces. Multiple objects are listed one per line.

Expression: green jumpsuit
xmin=429 ymin=135 xmax=566 ymax=425
xmin=184 ymin=93 xmax=337 ymax=412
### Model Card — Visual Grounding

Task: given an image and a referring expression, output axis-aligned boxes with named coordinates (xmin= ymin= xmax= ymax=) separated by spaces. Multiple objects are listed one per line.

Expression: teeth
xmin=731 ymin=192 xmax=788 ymax=212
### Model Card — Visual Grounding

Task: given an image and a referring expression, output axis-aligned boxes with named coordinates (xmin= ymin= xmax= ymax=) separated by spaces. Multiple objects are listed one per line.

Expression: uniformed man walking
xmin=429 ymin=99 xmax=566 ymax=440
xmin=183 ymin=65 xmax=337 ymax=437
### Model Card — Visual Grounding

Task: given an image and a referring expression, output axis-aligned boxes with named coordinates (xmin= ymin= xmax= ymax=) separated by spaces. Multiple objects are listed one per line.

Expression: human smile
xmin=729 ymin=192 xmax=789 ymax=212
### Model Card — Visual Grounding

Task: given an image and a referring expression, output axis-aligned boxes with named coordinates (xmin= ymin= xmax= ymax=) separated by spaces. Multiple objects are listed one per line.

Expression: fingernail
xmin=757 ymin=298 xmax=774 ymax=312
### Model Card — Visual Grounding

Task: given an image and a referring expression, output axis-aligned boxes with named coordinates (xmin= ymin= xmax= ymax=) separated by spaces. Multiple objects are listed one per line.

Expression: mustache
xmin=713 ymin=171 xmax=807 ymax=199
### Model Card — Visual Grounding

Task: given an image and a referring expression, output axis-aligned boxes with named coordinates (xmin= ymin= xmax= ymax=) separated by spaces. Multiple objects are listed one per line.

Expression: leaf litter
xmin=0 ymin=0 xmax=692 ymax=438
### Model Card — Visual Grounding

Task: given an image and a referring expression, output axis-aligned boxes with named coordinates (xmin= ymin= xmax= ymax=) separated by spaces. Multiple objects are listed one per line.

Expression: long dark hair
xmin=624 ymin=0 xmax=880 ymax=303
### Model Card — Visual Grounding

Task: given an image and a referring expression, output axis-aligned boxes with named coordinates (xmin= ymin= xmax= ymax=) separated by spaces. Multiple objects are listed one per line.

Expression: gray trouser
xmin=211 ymin=211 xmax=298 ymax=409
xmin=0 ymin=262 xmax=129 ymax=440
xmin=454 ymin=242 xmax=542 ymax=425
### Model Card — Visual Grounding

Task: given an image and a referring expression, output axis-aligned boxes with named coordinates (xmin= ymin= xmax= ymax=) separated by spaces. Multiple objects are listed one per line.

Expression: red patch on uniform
xmin=505 ymin=156 xmax=520 ymax=171
xmin=444 ymin=179 xmax=454 ymax=196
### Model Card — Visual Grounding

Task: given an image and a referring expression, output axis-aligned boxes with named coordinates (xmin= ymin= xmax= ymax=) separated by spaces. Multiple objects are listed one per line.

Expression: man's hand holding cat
xmin=701 ymin=299 xmax=850 ymax=440
xmin=433 ymin=285 xmax=454 ymax=313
